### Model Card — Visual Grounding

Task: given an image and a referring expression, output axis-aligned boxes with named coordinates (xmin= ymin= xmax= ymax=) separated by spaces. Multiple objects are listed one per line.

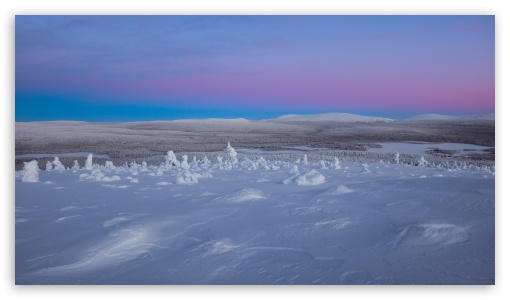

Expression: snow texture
xmin=15 ymin=143 xmax=495 ymax=285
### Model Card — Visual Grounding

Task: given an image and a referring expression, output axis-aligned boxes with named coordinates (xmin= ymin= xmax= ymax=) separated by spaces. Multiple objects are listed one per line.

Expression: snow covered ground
xmin=367 ymin=142 xmax=492 ymax=157
xmin=15 ymin=147 xmax=495 ymax=284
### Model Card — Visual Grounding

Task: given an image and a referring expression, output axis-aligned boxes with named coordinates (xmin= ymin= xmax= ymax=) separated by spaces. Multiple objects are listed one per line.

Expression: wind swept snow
xmin=217 ymin=188 xmax=268 ymax=203
xmin=15 ymin=145 xmax=495 ymax=284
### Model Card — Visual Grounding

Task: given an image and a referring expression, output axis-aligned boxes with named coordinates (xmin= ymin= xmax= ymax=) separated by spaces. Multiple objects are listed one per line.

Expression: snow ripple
xmin=395 ymin=224 xmax=470 ymax=247
xmin=218 ymin=188 xmax=268 ymax=203
xmin=34 ymin=225 xmax=156 ymax=275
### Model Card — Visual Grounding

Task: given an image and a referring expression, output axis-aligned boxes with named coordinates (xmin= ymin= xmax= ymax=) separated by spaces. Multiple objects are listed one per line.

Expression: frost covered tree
xmin=166 ymin=151 xmax=180 ymax=168
xmin=71 ymin=160 xmax=80 ymax=171
xmin=22 ymin=160 xmax=39 ymax=182
xmin=224 ymin=142 xmax=238 ymax=164
xmin=201 ymin=156 xmax=211 ymax=170
xmin=181 ymin=155 xmax=189 ymax=170
xmin=85 ymin=154 xmax=93 ymax=170
xmin=333 ymin=157 xmax=341 ymax=169
xmin=393 ymin=152 xmax=400 ymax=164
xmin=129 ymin=161 xmax=139 ymax=175
xmin=216 ymin=155 xmax=224 ymax=169
xmin=104 ymin=161 xmax=115 ymax=170
xmin=414 ymin=156 xmax=428 ymax=167
xmin=52 ymin=157 xmax=65 ymax=172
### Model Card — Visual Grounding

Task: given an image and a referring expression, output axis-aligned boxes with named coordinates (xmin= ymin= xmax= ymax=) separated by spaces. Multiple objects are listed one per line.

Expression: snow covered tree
xmin=393 ymin=152 xmax=400 ymax=164
xmin=22 ymin=160 xmax=39 ymax=182
xmin=129 ymin=161 xmax=139 ymax=175
xmin=333 ymin=157 xmax=341 ymax=169
xmin=303 ymin=155 xmax=308 ymax=165
xmin=414 ymin=156 xmax=428 ymax=167
xmin=71 ymin=160 xmax=80 ymax=171
xmin=52 ymin=157 xmax=65 ymax=172
xmin=224 ymin=142 xmax=238 ymax=164
xmin=104 ymin=161 xmax=115 ymax=170
xmin=85 ymin=153 xmax=93 ymax=170
xmin=166 ymin=151 xmax=180 ymax=168
xmin=181 ymin=155 xmax=189 ymax=170
xmin=201 ymin=156 xmax=211 ymax=170
xmin=45 ymin=161 xmax=53 ymax=171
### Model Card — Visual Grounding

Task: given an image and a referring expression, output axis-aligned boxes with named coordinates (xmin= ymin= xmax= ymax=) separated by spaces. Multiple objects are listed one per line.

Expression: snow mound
xmin=395 ymin=224 xmax=470 ymax=247
xmin=324 ymin=185 xmax=353 ymax=195
xmin=294 ymin=170 xmax=326 ymax=186
xmin=219 ymin=188 xmax=268 ymax=203
xmin=274 ymin=113 xmax=393 ymax=122
xmin=176 ymin=169 xmax=198 ymax=184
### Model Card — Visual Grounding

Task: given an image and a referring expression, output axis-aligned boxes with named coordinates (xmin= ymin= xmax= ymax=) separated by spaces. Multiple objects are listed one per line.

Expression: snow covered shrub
xmin=52 ymin=157 xmax=65 ymax=172
xmin=45 ymin=161 xmax=53 ymax=171
xmin=85 ymin=154 xmax=93 ymax=170
xmin=166 ymin=151 xmax=180 ymax=168
xmin=393 ymin=152 xmax=400 ymax=164
xmin=362 ymin=163 xmax=371 ymax=173
xmin=320 ymin=160 xmax=327 ymax=170
xmin=141 ymin=161 xmax=148 ymax=172
xmin=22 ymin=160 xmax=40 ymax=182
xmin=414 ymin=156 xmax=428 ymax=167
xmin=303 ymin=155 xmax=308 ymax=165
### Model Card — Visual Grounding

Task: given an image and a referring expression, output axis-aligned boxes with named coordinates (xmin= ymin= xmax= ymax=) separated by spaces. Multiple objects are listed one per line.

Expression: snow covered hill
xmin=405 ymin=113 xmax=495 ymax=121
xmin=272 ymin=113 xmax=394 ymax=122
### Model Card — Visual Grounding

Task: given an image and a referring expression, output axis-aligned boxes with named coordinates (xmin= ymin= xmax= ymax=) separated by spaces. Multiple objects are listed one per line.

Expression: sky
xmin=15 ymin=15 xmax=495 ymax=121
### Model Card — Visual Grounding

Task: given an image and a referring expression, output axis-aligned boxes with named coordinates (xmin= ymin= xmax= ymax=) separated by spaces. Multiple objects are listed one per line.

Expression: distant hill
xmin=272 ymin=113 xmax=394 ymax=122
xmin=405 ymin=113 xmax=495 ymax=121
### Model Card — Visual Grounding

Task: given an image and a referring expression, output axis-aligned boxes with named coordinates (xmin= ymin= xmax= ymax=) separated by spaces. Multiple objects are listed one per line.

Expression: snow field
xmin=15 ymin=145 xmax=495 ymax=284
